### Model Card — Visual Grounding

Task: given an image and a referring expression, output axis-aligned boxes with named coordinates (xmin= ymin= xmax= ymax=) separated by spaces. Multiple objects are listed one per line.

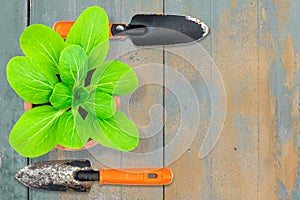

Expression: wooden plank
xmin=0 ymin=1 xmax=298 ymax=200
xmin=165 ymin=0 xmax=259 ymax=199
xmin=205 ymin=0 xmax=259 ymax=199
xmin=29 ymin=0 xmax=163 ymax=199
xmin=0 ymin=0 xmax=28 ymax=199
xmin=164 ymin=1 xmax=211 ymax=200
xmin=258 ymin=0 xmax=300 ymax=199
xmin=29 ymin=0 xmax=121 ymax=199
xmin=118 ymin=47 xmax=164 ymax=200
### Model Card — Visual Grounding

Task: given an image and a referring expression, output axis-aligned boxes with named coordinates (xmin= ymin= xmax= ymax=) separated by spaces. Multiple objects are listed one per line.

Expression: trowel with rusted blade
xmin=54 ymin=14 xmax=209 ymax=46
xmin=15 ymin=160 xmax=173 ymax=192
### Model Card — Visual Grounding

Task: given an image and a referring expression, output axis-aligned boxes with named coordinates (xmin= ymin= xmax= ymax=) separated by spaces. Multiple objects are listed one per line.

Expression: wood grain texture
xmin=164 ymin=1 xmax=212 ymax=200
xmin=258 ymin=0 xmax=300 ymax=199
xmin=209 ymin=1 xmax=259 ymax=199
xmin=164 ymin=0 xmax=260 ymax=199
xmin=29 ymin=0 xmax=163 ymax=200
xmin=0 ymin=0 xmax=299 ymax=199
xmin=0 ymin=1 xmax=28 ymax=200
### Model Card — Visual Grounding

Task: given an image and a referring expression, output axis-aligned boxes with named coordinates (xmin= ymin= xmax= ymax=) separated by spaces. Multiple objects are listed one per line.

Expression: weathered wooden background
xmin=0 ymin=0 xmax=299 ymax=199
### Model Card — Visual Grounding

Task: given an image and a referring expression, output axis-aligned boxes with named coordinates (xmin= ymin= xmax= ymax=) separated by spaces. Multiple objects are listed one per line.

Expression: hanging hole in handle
xmin=147 ymin=173 xmax=158 ymax=179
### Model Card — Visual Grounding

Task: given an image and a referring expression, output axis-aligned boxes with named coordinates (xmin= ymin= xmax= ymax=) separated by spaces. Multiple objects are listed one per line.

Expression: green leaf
xmin=72 ymin=86 xmax=90 ymax=108
xmin=89 ymin=111 xmax=139 ymax=151
xmin=56 ymin=110 xmax=89 ymax=148
xmin=66 ymin=6 xmax=109 ymax=55
xmin=59 ymin=45 xmax=87 ymax=86
xmin=20 ymin=24 xmax=65 ymax=73
xmin=83 ymin=113 xmax=115 ymax=148
xmin=90 ymin=60 xmax=138 ymax=96
xmin=83 ymin=90 xmax=116 ymax=119
xmin=6 ymin=56 xmax=58 ymax=104
xmin=8 ymin=106 xmax=63 ymax=158
xmin=87 ymin=40 xmax=109 ymax=70
xmin=49 ymin=83 xmax=72 ymax=109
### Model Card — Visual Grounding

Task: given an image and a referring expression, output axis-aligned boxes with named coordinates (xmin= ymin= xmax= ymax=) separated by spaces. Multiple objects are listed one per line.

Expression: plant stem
xmin=85 ymin=85 xmax=96 ymax=93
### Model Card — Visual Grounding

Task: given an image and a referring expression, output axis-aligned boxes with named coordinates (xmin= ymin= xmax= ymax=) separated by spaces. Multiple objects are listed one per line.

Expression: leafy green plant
xmin=6 ymin=6 xmax=139 ymax=158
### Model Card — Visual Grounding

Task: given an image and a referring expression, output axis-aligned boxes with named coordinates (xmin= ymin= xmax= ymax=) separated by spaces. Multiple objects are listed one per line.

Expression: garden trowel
xmin=15 ymin=160 xmax=173 ymax=192
xmin=54 ymin=14 xmax=209 ymax=46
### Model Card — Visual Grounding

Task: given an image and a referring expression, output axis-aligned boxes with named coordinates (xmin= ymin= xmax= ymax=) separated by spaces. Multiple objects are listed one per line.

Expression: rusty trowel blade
xmin=15 ymin=160 xmax=95 ymax=192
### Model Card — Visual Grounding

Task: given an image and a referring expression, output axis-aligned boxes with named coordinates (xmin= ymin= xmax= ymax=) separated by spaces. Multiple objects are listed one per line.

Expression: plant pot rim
xmin=24 ymin=96 xmax=121 ymax=151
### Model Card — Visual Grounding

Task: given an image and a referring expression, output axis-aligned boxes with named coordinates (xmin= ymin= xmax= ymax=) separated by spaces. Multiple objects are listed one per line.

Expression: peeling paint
xmin=1 ymin=0 xmax=298 ymax=199
xmin=259 ymin=0 xmax=299 ymax=199
xmin=280 ymin=35 xmax=296 ymax=89
xmin=205 ymin=0 xmax=259 ymax=199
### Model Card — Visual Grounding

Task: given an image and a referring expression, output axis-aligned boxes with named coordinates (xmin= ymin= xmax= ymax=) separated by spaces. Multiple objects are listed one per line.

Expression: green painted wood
xmin=117 ymin=47 xmax=164 ymax=200
xmin=164 ymin=1 xmax=212 ymax=200
xmin=209 ymin=1 xmax=259 ymax=199
xmin=1 ymin=0 xmax=299 ymax=199
xmin=29 ymin=0 xmax=163 ymax=199
xmin=29 ymin=1 xmax=123 ymax=199
xmin=0 ymin=1 xmax=28 ymax=200
xmin=165 ymin=0 xmax=260 ymax=199
xmin=164 ymin=0 xmax=299 ymax=199
xmin=258 ymin=0 xmax=300 ymax=199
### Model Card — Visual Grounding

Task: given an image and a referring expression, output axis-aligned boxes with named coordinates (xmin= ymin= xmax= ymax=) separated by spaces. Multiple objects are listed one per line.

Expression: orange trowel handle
xmin=99 ymin=168 xmax=173 ymax=185
xmin=53 ymin=21 xmax=125 ymax=39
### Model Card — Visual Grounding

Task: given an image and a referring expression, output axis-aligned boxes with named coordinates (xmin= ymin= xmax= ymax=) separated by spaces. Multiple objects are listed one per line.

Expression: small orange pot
xmin=24 ymin=96 xmax=121 ymax=151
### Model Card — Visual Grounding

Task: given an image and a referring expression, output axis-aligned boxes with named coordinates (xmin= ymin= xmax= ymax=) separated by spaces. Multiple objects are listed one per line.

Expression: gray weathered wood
xmin=165 ymin=0 xmax=260 ymax=199
xmin=29 ymin=1 xmax=123 ymax=199
xmin=258 ymin=0 xmax=300 ymax=199
xmin=164 ymin=1 xmax=212 ymax=200
xmin=29 ymin=0 xmax=163 ymax=199
xmin=0 ymin=0 xmax=28 ymax=200
xmin=1 ymin=0 xmax=299 ymax=199
xmin=209 ymin=1 xmax=259 ymax=199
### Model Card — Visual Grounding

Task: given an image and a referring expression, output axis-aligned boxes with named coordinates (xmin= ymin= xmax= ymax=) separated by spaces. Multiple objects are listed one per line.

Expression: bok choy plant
xmin=6 ymin=6 xmax=139 ymax=158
